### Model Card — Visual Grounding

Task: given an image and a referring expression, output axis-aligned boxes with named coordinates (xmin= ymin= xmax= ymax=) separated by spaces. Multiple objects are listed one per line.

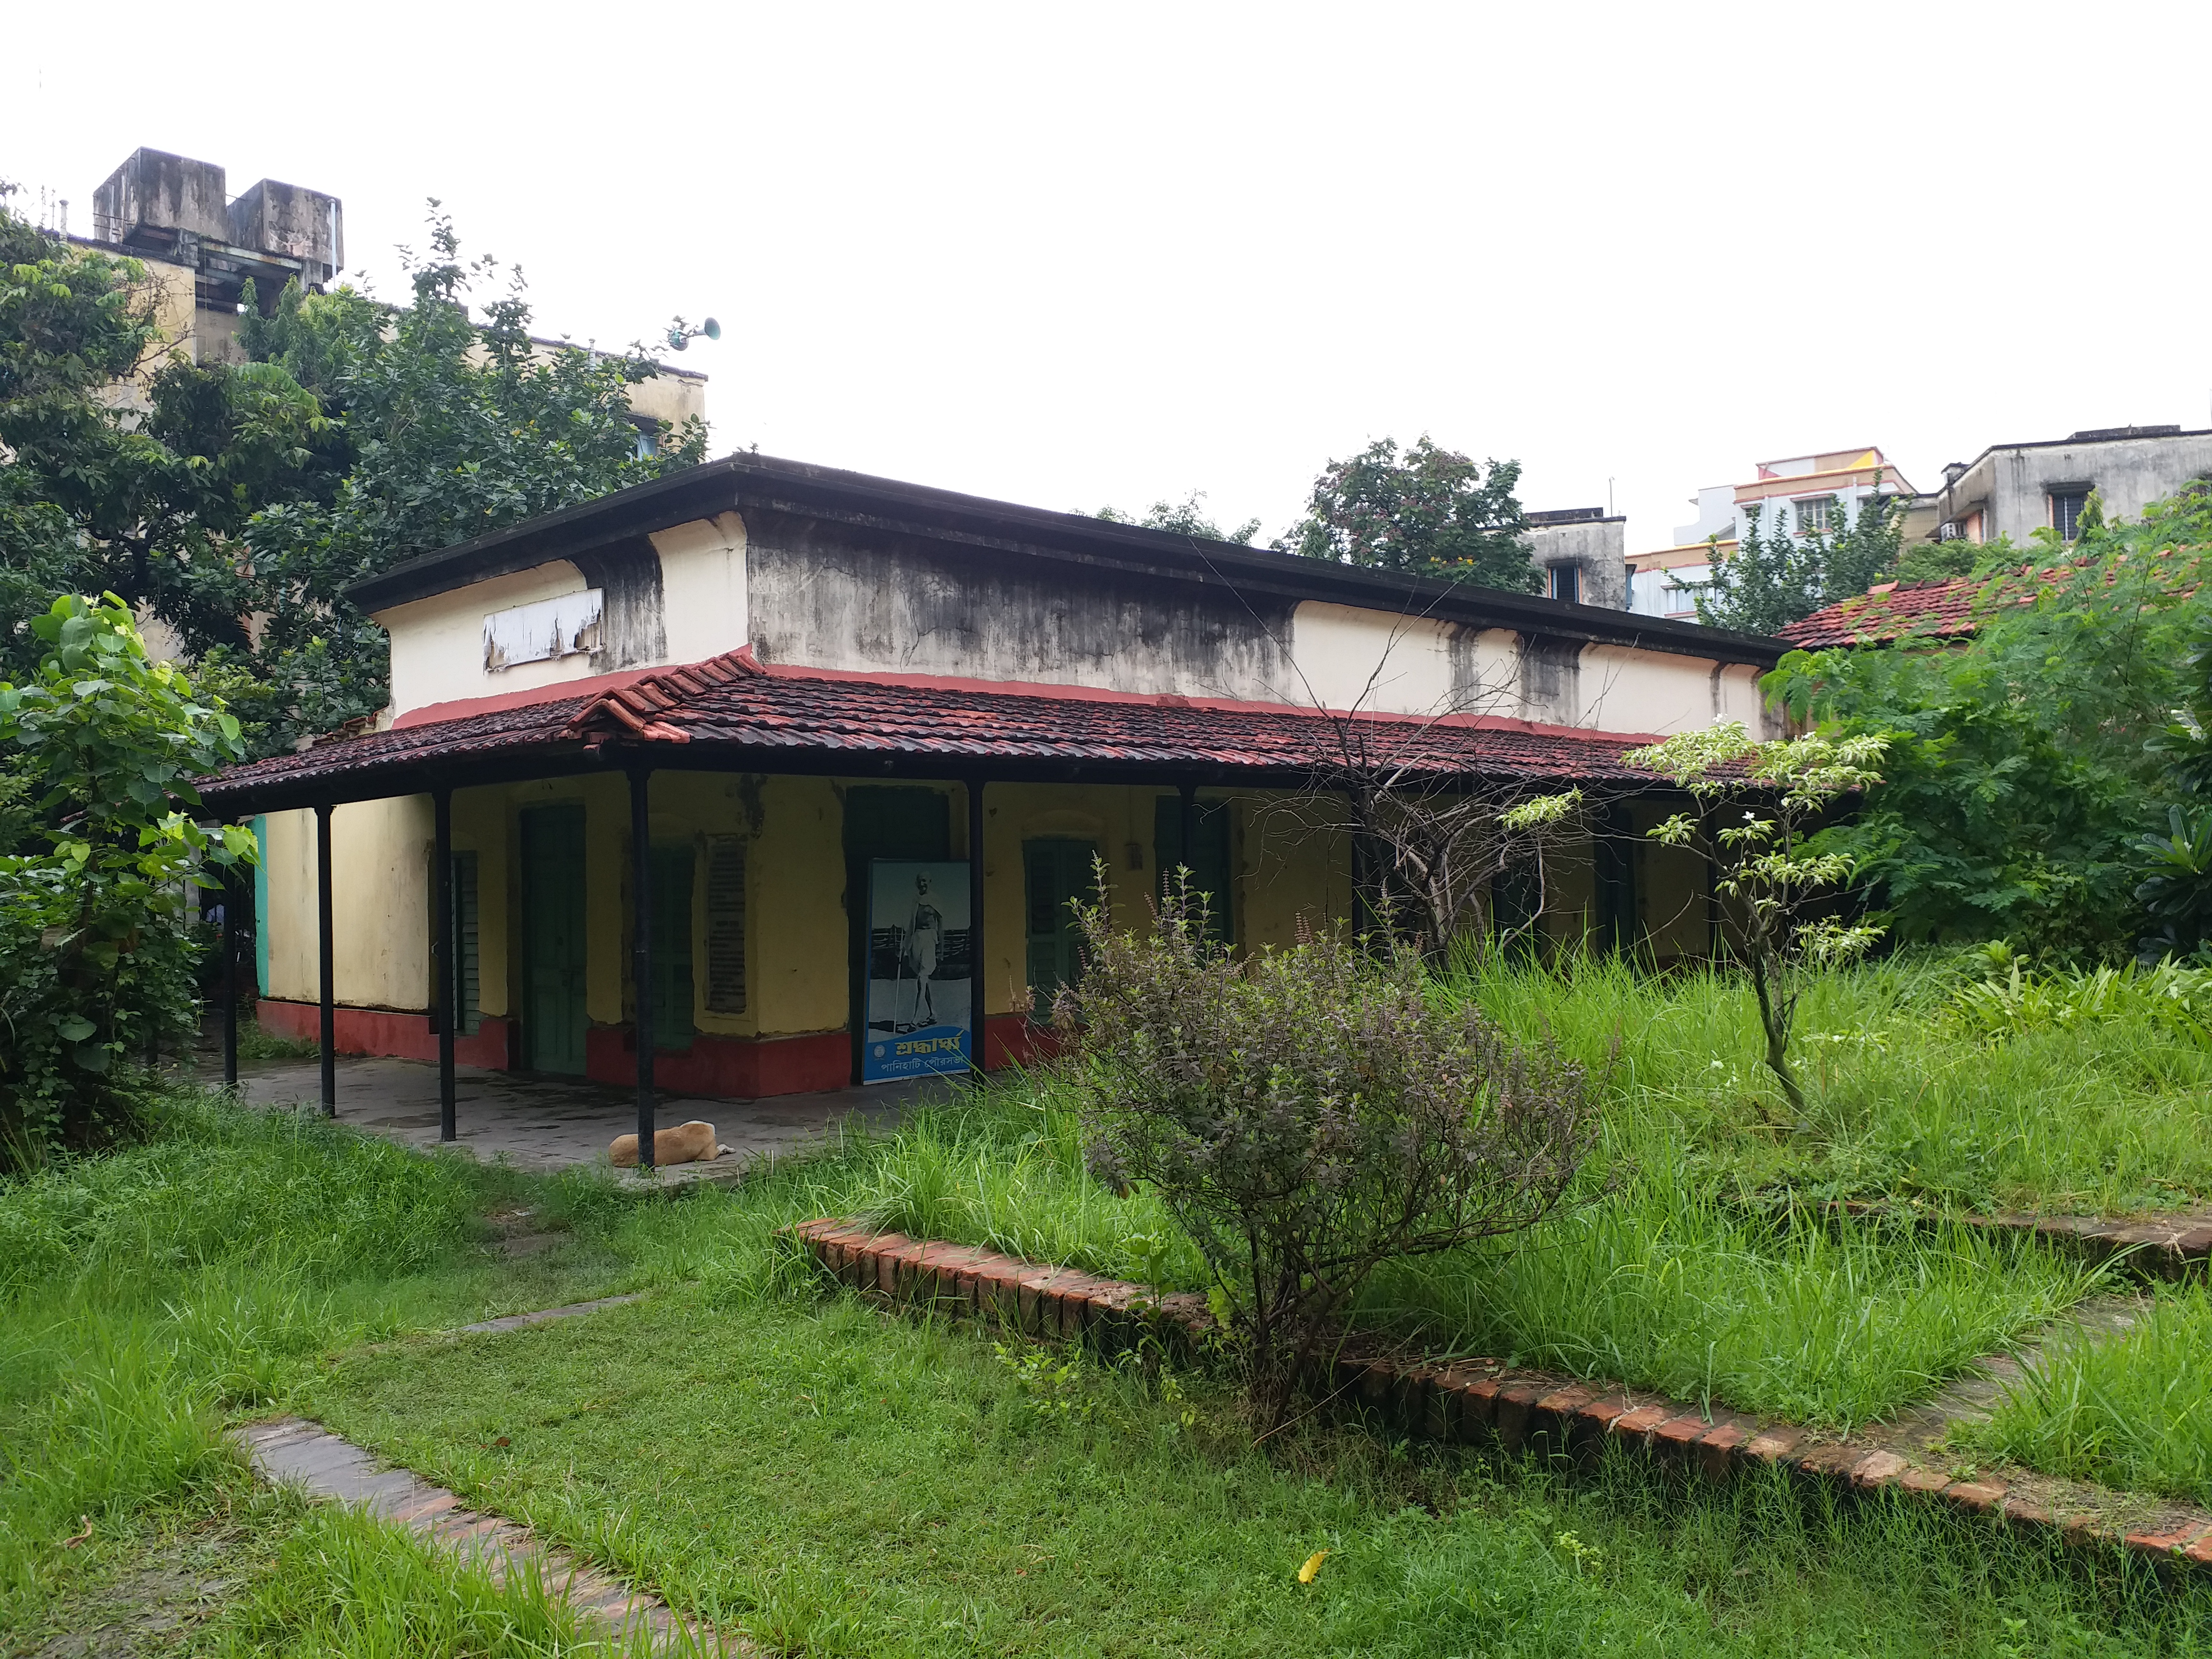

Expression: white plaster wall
xmin=1286 ymin=604 xmax=1522 ymax=718
xmin=261 ymin=796 xmax=432 ymax=1009
xmin=1291 ymin=602 xmax=1740 ymax=734
xmin=1288 ymin=603 xmax=1455 ymax=714
xmin=652 ymin=512 xmax=748 ymax=666
xmin=1576 ymin=645 xmax=1741 ymax=736
xmin=376 ymin=562 xmax=591 ymax=717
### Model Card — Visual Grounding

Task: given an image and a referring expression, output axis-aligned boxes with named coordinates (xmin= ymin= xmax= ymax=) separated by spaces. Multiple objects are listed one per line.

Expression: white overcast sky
xmin=9 ymin=1 xmax=2211 ymax=555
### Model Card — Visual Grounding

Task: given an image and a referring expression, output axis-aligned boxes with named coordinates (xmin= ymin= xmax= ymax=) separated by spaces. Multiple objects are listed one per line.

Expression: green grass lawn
xmin=5 ymin=961 xmax=2212 ymax=1659
xmin=1454 ymin=953 xmax=2212 ymax=1217
xmin=299 ymin=1278 xmax=2212 ymax=1659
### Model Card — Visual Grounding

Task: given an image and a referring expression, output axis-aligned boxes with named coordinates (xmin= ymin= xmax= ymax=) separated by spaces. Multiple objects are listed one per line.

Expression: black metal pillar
xmin=968 ymin=778 xmax=986 ymax=1082
xmin=221 ymin=858 xmax=240 ymax=1089
xmin=315 ymin=801 xmax=336 ymax=1116
xmin=432 ymin=786 xmax=456 ymax=1142
xmin=1176 ymin=779 xmax=1197 ymax=883
xmin=628 ymin=763 xmax=656 ymax=1169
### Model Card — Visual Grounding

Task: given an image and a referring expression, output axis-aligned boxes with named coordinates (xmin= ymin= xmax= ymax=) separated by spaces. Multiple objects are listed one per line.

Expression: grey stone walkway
xmin=216 ymin=1052 xmax=946 ymax=1183
xmin=231 ymin=1417 xmax=742 ymax=1654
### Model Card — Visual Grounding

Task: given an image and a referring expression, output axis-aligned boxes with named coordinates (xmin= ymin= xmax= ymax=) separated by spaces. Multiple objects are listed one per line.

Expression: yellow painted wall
xmin=1232 ymin=789 xmax=1356 ymax=951
xmin=452 ymin=784 xmax=511 ymax=1017
xmin=261 ymin=796 xmax=432 ymax=1010
xmin=254 ymin=769 xmax=1711 ymax=1053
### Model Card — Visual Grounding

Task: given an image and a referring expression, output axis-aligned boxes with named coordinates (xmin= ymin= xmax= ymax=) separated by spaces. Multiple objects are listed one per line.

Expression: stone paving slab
xmin=454 ymin=1292 xmax=649 ymax=1335
xmin=230 ymin=1416 xmax=741 ymax=1653
xmin=208 ymin=1052 xmax=947 ymax=1182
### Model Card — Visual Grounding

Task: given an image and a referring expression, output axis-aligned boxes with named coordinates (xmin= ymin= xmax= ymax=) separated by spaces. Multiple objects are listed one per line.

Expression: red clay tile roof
xmin=200 ymin=650 xmax=1680 ymax=810
xmin=1776 ymin=577 xmax=2020 ymax=649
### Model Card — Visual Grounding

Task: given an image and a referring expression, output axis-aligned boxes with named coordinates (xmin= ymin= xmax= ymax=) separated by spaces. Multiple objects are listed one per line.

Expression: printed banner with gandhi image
xmin=861 ymin=860 xmax=973 ymax=1082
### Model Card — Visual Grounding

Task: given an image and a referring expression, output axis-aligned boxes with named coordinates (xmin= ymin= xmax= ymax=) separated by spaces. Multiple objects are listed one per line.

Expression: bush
xmin=1055 ymin=876 xmax=1598 ymax=1427
xmin=0 ymin=596 xmax=254 ymax=1162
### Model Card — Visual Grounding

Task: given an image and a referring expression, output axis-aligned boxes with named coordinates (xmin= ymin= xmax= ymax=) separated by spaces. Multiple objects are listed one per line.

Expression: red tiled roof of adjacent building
xmin=198 ymin=650 xmax=1680 ymax=810
xmin=1777 ymin=575 xmax=2035 ymax=649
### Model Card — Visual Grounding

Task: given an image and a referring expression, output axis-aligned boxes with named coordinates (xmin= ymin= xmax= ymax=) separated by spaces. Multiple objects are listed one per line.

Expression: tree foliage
xmin=1283 ymin=436 xmax=1536 ymax=592
xmin=1095 ymin=491 xmax=1259 ymax=544
xmin=0 ymin=194 xmax=326 ymax=680
xmin=1695 ymin=494 xmax=1906 ymax=635
xmin=0 ymin=192 xmax=708 ymax=755
xmin=226 ymin=209 xmax=709 ymax=750
xmin=1769 ymin=496 xmax=2212 ymax=955
xmin=0 ymin=596 xmax=255 ymax=1162
xmin=1621 ymin=722 xmax=1886 ymax=1112
xmin=1057 ymin=871 xmax=1596 ymax=1428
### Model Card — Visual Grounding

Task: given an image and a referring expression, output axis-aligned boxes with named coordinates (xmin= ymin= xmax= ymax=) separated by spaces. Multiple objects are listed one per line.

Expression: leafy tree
xmin=1768 ymin=493 xmax=2212 ymax=954
xmin=1620 ymin=723 xmax=1887 ymax=1112
xmin=0 ymin=596 xmax=255 ymax=1161
xmin=1695 ymin=494 xmax=1905 ymax=635
xmin=2132 ymin=617 xmax=2212 ymax=963
xmin=1 ymin=191 xmax=708 ymax=756
xmin=229 ymin=209 xmax=709 ymax=750
xmin=1058 ymin=871 xmax=1596 ymax=1429
xmin=1094 ymin=491 xmax=1259 ymax=544
xmin=1283 ymin=436 xmax=1536 ymax=592
xmin=0 ymin=192 xmax=326 ymax=676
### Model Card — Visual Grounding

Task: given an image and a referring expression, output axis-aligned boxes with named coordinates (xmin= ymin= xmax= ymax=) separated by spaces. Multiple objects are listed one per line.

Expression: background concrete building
xmin=1524 ymin=507 xmax=1628 ymax=608
xmin=1627 ymin=447 xmax=1921 ymax=621
xmin=69 ymin=147 xmax=705 ymax=439
xmin=1928 ymin=426 xmax=2212 ymax=544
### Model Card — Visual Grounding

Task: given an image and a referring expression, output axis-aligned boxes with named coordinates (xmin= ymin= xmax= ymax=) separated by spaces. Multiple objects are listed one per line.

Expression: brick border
xmin=788 ymin=1218 xmax=2212 ymax=1574
xmin=1817 ymin=1200 xmax=2212 ymax=1281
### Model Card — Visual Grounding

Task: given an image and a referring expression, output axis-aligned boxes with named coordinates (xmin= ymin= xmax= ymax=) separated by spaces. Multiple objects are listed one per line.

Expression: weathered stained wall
xmin=1526 ymin=516 xmax=1630 ymax=609
xmin=745 ymin=511 xmax=1298 ymax=698
xmin=1938 ymin=431 xmax=2212 ymax=542
xmin=381 ymin=563 xmax=596 ymax=717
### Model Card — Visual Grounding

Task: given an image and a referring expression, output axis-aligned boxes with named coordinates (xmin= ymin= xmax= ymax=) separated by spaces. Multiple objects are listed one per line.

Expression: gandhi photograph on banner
xmin=862 ymin=860 xmax=973 ymax=1082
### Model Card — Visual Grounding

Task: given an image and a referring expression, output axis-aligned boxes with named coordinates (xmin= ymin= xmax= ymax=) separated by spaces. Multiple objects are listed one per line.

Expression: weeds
xmin=1962 ymin=1283 xmax=2212 ymax=1506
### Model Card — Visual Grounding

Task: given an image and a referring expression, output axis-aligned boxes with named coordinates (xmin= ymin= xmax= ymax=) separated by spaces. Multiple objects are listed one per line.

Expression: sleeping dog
xmin=608 ymin=1120 xmax=728 ymax=1167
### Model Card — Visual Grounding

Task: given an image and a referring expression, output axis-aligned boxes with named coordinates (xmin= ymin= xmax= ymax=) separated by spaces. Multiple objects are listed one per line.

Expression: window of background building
xmin=1794 ymin=495 xmax=1837 ymax=533
xmin=1548 ymin=564 xmax=1580 ymax=603
xmin=2050 ymin=487 xmax=2091 ymax=541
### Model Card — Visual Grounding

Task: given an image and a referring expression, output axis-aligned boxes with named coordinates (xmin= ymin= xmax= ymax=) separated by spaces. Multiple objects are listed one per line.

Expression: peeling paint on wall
xmin=483 ymin=589 xmax=603 ymax=672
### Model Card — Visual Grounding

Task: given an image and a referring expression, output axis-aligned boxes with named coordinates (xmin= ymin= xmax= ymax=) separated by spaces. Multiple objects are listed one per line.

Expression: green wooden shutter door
xmin=521 ymin=805 xmax=588 ymax=1074
xmin=1023 ymin=839 xmax=1097 ymax=1001
xmin=450 ymin=851 xmax=481 ymax=1036
xmin=1153 ymin=797 xmax=1234 ymax=944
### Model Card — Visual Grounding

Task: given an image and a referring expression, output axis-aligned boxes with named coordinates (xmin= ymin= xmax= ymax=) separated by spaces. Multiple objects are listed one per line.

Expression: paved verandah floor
xmin=206 ymin=1053 xmax=943 ymax=1185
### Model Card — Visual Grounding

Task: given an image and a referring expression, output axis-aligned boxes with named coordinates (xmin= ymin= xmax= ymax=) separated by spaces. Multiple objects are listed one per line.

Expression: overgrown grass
xmin=1961 ymin=1285 xmax=2212 ymax=1508
xmin=828 ymin=1082 xmax=2104 ymax=1430
xmin=2 ymin=1024 xmax=2204 ymax=1655
xmin=1448 ymin=952 xmax=2212 ymax=1215
xmin=0 ymin=1085 xmax=645 ymax=1634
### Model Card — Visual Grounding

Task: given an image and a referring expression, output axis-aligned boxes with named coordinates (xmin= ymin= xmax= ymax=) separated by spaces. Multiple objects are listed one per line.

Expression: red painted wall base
xmin=583 ymin=1025 xmax=852 ymax=1098
xmin=254 ymin=1001 xmax=1054 ymax=1099
xmin=256 ymin=999 xmax=513 ymax=1069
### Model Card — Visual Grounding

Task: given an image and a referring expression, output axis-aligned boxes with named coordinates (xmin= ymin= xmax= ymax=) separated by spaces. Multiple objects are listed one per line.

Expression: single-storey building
xmin=198 ymin=452 xmax=1787 ymax=1157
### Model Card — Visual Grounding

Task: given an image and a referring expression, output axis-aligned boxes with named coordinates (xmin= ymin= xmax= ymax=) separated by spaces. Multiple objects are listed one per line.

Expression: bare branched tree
xmin=1254 ymin=625 xmax=1594 ymax=959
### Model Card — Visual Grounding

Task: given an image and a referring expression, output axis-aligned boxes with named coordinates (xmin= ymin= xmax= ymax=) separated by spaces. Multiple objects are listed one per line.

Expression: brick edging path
xmin=1801 ymin=1200 xmax=2212 ymax=1281
xmin=789 ymin=1218 xmax=2212 ymax=1574
xmin=234 ymin=1414 xmax=742 ymax=1653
